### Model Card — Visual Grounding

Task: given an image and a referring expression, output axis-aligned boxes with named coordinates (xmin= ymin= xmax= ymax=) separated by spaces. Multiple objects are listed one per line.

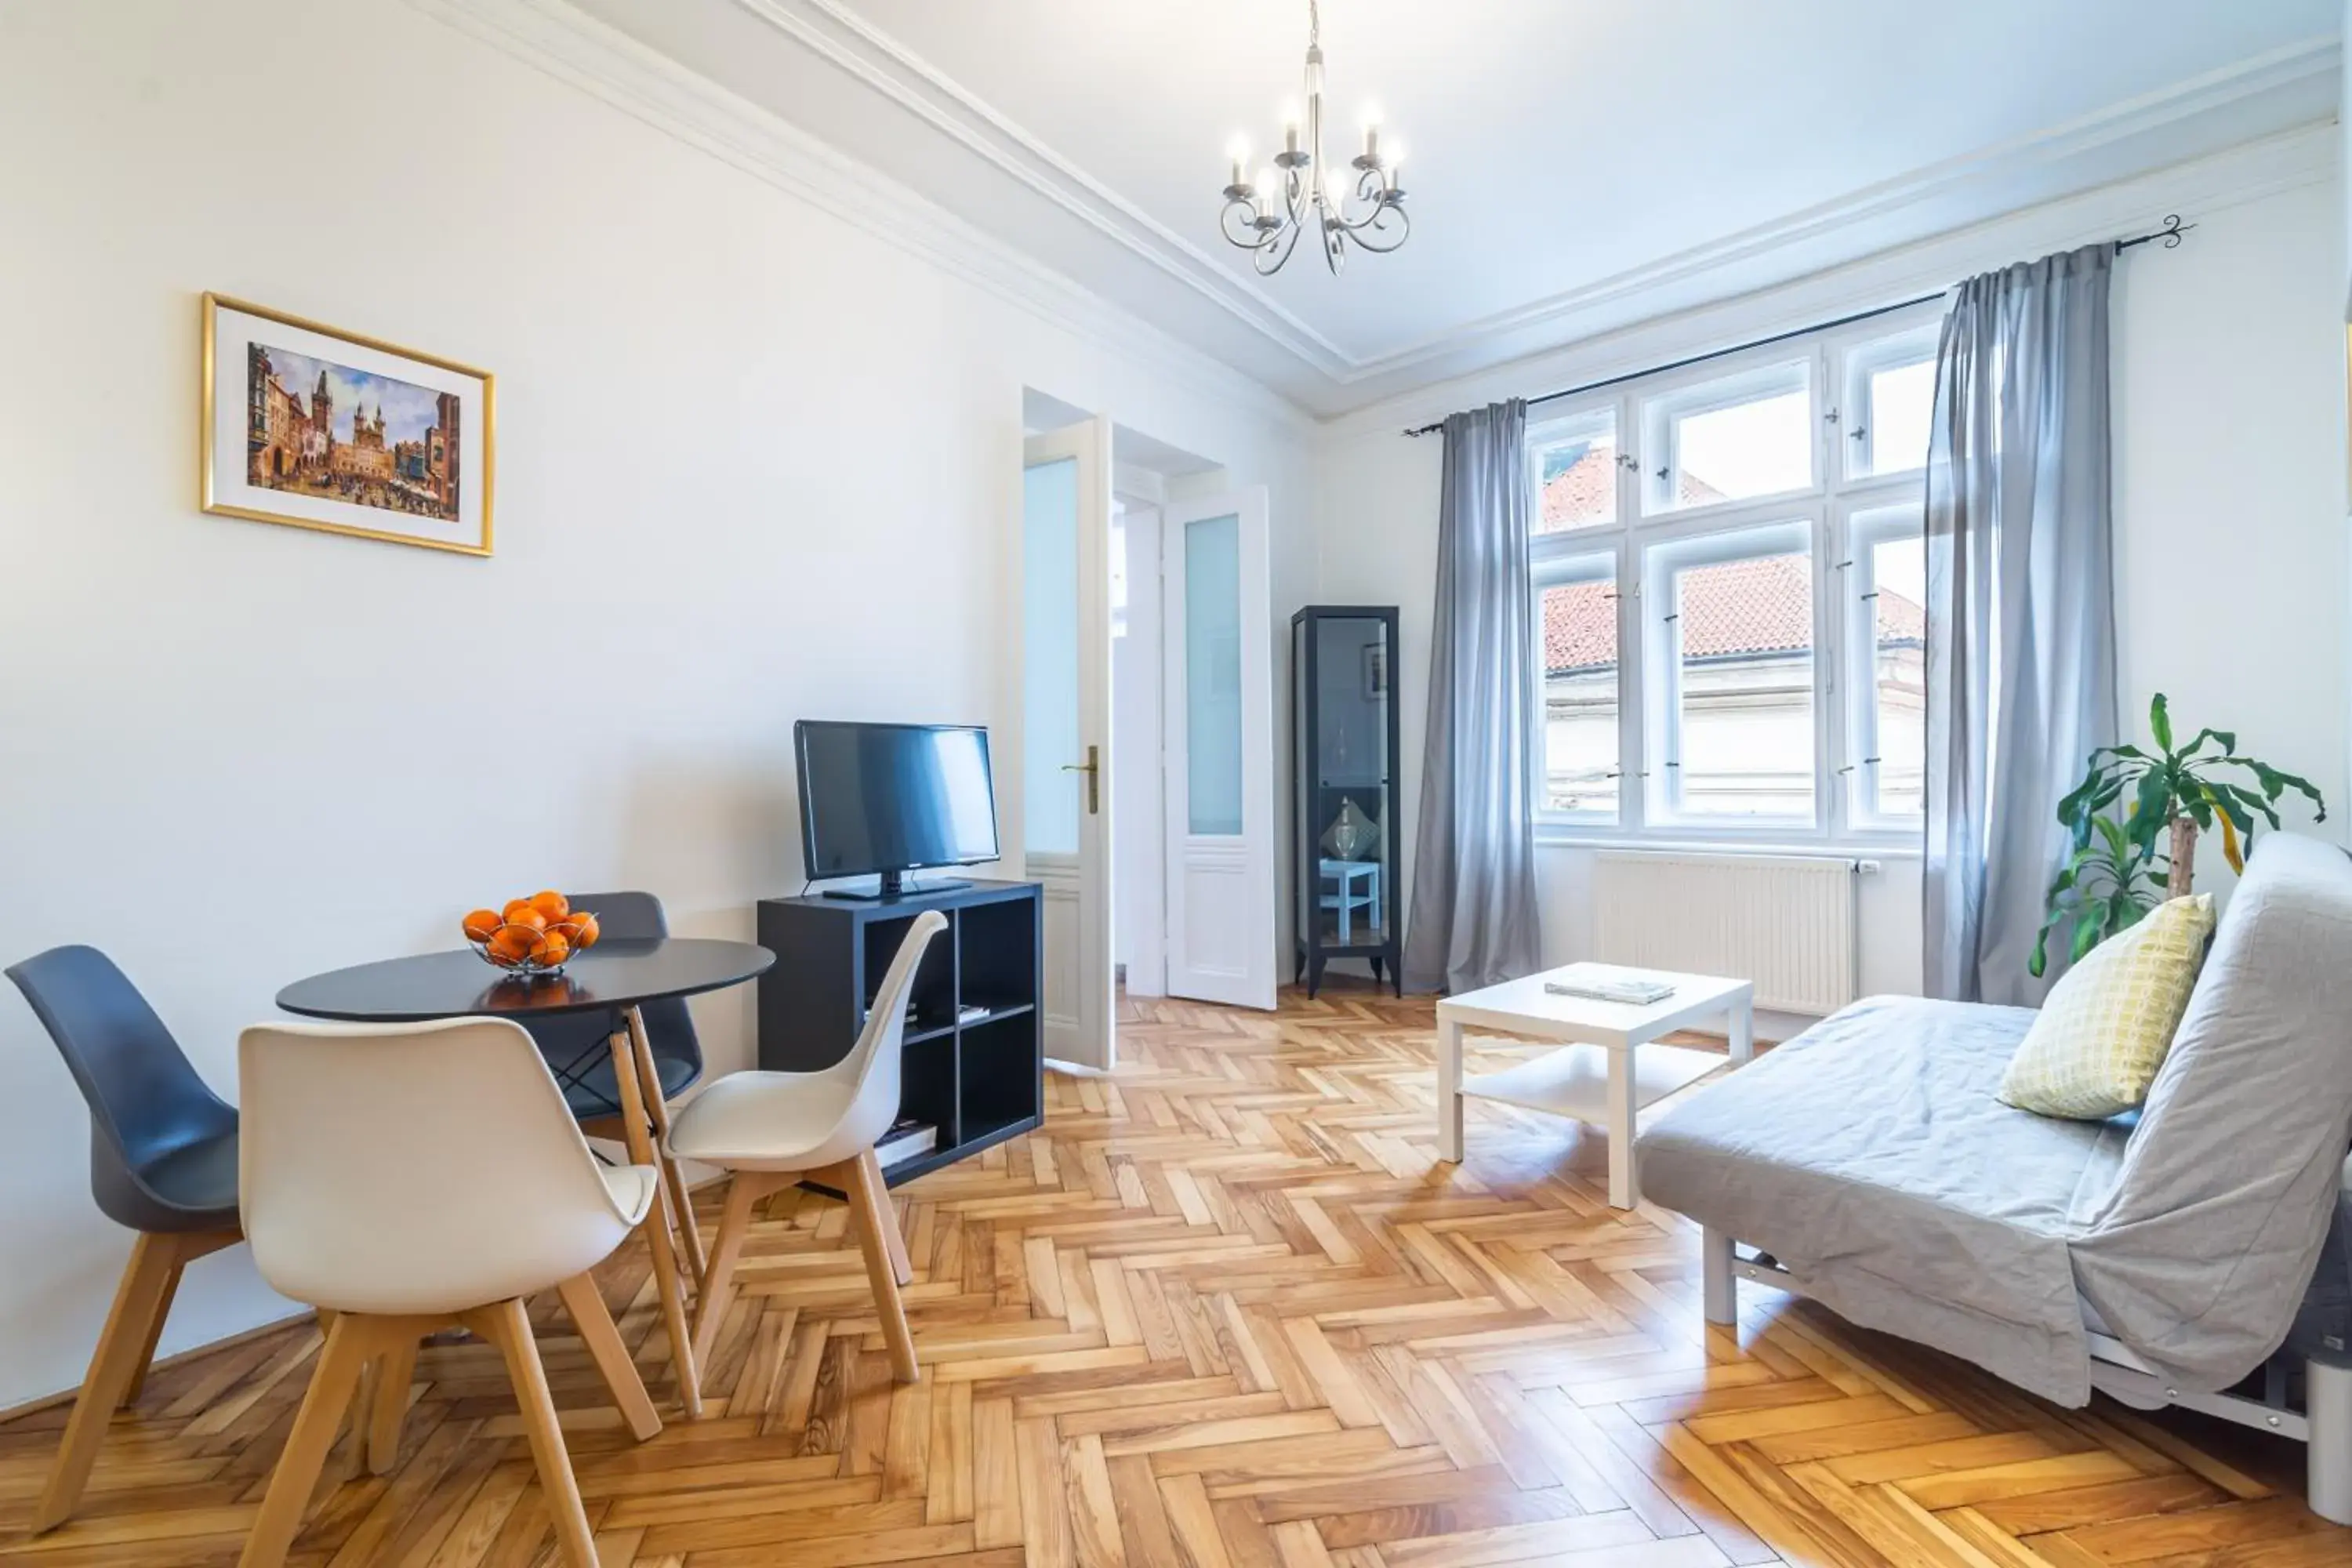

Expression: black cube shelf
xmin=754 ymin=879 xmax=1044 ymax=1186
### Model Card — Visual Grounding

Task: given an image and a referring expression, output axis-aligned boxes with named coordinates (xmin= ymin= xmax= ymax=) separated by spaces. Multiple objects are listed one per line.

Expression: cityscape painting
xmin=245 ymin=345 xmax=459 ymax=521
xmin=201 ymin=296 xmax=494 ymax=555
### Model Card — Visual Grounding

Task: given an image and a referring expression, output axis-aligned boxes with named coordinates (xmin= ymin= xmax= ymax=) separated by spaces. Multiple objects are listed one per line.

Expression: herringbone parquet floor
xmin=3 ymin=984 xmax=2345 ymax=1566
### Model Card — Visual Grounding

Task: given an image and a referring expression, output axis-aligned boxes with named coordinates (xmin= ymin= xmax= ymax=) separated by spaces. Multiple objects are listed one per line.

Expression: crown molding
xmin=700 ymin=5 xmax=2336 ymax=394
xmin=735 ymin=0 xmax=1358 ymax=378
xmin=1334 ymin=36 xmax=2340 ymax=386
xmin=397 ymin=0 xmax=1315 ymax=430
xmin=1317 ymin=120 xmax=2340 ymax=444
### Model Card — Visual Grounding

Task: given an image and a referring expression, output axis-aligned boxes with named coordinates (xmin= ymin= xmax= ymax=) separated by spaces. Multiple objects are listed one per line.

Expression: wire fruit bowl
xmin=462 ymin=895 xmax=601 ymax=978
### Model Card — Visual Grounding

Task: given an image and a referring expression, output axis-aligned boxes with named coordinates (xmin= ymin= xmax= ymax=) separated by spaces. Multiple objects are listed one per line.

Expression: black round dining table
xmin=274 ymin=935 xmax=774 ymax=1418
xmin=275 ymin=937 xmax=774 ymax=1023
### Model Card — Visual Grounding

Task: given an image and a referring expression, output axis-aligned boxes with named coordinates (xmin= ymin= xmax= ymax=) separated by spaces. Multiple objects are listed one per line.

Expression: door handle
xmin=1060 ymin=745 xmax=1100 ymax=815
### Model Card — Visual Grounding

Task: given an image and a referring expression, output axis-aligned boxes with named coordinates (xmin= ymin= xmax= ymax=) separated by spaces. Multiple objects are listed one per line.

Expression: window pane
xmin=1858 ymin=356 xmax=1935 ymax=477
xmin=1531 ymin=408 xmax=1618 ymax=533
xmin=1669 ymin=543 xmax=1814 ymax=817
xmin=1644 ymin=361 xmax=1812 ymax=514
xmin=1867 ymin=530 xmax=1926 ymax=817
xmin=1539 ymin=571 xmax=1618 ymax=815
xmin=1183 ymin=513 xmax=1243 ymax=836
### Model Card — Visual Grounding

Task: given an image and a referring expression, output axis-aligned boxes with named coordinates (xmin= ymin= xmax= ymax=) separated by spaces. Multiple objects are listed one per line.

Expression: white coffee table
xmin=1436 ymin=963 xmax=1755 ymax=1209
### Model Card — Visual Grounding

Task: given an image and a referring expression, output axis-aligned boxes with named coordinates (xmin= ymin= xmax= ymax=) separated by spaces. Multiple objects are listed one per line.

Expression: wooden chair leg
xmin=470 ymin=1298 xmax=598 ymax=1568
xmin=365 ymin=1333 xmax=420 ymax=1475
xmin=236 ymin=1313 xmax=384 ymax=1568
xmin=605 ymin=1026 xmax=702 ymax=1418
xmin=555 ymin=1272 xmax=661 ymax=1443
xmin=625 ymin=1004 xmax=707 ymax=1290
xmin=119 ymin=1256 xmax=184 ymax=1409
xmin=36 ymin=1232 xmax=194 ymax=1533
xmin=840 ymin=1150 xmax=920 ymax=1383
xmin=689 ymin=1174 xmax=762 ymax=1378
xmin=872 ymin=1160 xmax=913 ymax=1288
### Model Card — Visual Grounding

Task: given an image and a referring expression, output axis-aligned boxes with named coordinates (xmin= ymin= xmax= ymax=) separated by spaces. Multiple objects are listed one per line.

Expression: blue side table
xmin=1319 ymin=858 xmax=1381 ymax=943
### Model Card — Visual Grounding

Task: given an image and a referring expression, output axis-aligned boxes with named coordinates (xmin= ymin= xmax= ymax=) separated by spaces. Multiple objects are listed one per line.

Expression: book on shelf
xmin=876 ymin=1117 xmax=938 ymax=1169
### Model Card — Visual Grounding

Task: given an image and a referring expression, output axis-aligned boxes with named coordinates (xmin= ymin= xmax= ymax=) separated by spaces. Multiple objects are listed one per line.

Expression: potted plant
xmin=2031 ymin=694 xmax=2325 ymax=977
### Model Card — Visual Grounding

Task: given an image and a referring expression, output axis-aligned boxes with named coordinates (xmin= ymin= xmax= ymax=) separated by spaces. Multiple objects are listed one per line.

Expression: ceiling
xmin=568 ymin=0 xmax=2339 ymax=414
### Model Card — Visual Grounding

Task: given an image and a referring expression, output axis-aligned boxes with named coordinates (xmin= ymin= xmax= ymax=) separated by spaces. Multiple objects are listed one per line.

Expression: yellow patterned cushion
xmin=1998 ymin=894 xmax=2216 ymax=1120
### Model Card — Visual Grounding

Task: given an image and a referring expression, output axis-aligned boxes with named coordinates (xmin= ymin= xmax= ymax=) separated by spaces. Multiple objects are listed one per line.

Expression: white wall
xmin=0 ymin=0 xmax=1312 ymax=1406
xmin=1313 ymin=129 xmax=2345 ymax=1007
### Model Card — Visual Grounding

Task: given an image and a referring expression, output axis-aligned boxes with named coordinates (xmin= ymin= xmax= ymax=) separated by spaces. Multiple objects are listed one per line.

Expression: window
xmin=1648 ymin=524 xmax=1815 ymax=822
xmin=1523 ymin=309 xmax=1936 ymax=844
xmin=1529 ymin=407 xmax=1619 ymax=534
xmin=1849 ymin=505 xmax=1926 ymax=823
xmin=1534 ymin=554 xmax=1620 ymax=816
xmin=1843 ymin=324 xmax=1938 ymax=479
xmin=1642 ymin=359 xmax=1812 ymax=515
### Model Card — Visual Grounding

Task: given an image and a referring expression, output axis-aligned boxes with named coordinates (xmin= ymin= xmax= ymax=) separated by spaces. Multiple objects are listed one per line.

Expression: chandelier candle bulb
xmin=1215 ymin=0 xmax=1410 ymax=274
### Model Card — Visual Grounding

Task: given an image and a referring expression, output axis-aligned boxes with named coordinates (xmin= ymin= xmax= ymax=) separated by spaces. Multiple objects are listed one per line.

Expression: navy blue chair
xmin=6 ymin=946 xmax=243 ymax=1534
xmin=520 ymin=892 xmax=708 ymax=1281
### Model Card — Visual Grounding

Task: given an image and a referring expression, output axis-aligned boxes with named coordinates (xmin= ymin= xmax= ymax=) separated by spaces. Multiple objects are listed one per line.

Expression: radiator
xmin=1592 ymin=852 xmax=1860 ymax=1015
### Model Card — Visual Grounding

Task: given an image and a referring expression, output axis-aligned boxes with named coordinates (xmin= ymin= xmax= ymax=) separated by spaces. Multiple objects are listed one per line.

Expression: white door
xmin=1161 ymin=488 xmax=1276 ymax=1009
xmin=1021 ymin=420 xmax=1115 ymax=1069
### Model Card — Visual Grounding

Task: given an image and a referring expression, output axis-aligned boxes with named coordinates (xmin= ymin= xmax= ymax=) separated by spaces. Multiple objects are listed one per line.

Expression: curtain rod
xmin=1400 ymin=214 xmax=2194 ymax=437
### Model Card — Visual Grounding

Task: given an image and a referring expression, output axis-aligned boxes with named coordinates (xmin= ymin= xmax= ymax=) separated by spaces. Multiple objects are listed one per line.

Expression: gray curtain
xmin=1923 ymin=243 xmax=2118 ymax=1004
xmin=1403 ymin=400 xmax=1543 ymax=993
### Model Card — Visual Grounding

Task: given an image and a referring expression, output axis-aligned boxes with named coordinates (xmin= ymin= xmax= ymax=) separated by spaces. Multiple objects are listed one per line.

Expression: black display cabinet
xmin=755 ymin=879 xmax=1042 ymax=1185
xmin=1291 ymin=606 xmax=1403 ymax=996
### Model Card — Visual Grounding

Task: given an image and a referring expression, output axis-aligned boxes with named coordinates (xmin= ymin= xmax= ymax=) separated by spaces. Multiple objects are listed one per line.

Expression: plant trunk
xmin=2167 ymin=815 xmax=2197 ymax=900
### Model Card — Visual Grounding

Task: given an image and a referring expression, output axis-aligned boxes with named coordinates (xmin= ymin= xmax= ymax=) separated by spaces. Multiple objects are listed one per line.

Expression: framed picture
xmin=201 ymin=294 xmax=493 ymax=555
xmin=1361 ymin=639 xmax=1388 ymax=699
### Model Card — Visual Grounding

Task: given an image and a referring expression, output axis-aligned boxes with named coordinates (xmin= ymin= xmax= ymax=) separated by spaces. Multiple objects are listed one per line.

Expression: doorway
xmin=1017 ymin=393 xmax=1277 ymax=1072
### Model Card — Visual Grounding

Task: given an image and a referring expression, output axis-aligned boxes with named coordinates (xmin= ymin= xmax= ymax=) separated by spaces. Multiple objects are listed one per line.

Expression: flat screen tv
xmin=794 ymin=720 xmax=1000 ymax=899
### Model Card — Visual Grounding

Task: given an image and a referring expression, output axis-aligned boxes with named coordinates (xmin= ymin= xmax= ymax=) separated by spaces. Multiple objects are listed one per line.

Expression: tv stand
xmin=819 ymin=870 xmax=974 ymax=902
xmin=757 ymin=880 xmax=1042 ymax=1186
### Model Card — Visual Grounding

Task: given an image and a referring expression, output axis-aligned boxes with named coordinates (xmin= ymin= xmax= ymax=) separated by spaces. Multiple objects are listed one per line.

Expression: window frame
xmin=1525 ymin=302 xmax=1941 ymax=851
xmin=1529 ymin=543 xmax=1628 ymax=825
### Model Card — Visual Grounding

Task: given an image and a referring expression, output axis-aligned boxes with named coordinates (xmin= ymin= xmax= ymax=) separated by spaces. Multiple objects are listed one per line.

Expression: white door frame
xmin=1160 ymin=486 xmax=1276 ymax=1010
xmin=1020 ymin=419 xmax=1115 ymax=1069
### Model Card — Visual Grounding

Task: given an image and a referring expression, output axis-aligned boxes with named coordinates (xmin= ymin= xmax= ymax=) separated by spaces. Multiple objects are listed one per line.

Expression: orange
xmin=461 ymin=908 xmax=501 ymax=943
xmin=529 ymin=890 xmax=570 ymax=921
xmin=530 ymin=931 xmax=571 ymax=967
xmin=487 ymin=926 xmax=536 ymax=965
xmin=503 ymin=906 xmax=548 ymax=933
xmin=503 ymin=897 xmax=539 ymax=921
xmin=567 ymin=912 xmax=600 ymax=949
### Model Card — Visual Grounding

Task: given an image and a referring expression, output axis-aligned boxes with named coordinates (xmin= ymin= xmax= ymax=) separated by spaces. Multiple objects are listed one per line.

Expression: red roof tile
xmin=1541 ymin=543 xmax=1926 ymax=673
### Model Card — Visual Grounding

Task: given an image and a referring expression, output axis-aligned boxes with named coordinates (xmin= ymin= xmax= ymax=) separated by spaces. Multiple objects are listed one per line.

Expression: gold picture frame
xmin=200 ymin=293 xmax=495 ymax=556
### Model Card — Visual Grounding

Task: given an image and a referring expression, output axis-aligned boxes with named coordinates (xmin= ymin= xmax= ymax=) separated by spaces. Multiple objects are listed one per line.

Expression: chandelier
xmin=1218 ymin=0 xmax=1408 ymax=276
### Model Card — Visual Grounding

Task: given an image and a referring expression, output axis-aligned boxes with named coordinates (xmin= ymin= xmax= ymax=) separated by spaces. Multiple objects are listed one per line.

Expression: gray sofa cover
xmin=1637 ymin=832 xmax=2352 ymax=1406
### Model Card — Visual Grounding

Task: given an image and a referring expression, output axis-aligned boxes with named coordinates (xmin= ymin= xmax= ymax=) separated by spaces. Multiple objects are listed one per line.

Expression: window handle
xmin=1849 ymin=426 xmax=1868 ymax=441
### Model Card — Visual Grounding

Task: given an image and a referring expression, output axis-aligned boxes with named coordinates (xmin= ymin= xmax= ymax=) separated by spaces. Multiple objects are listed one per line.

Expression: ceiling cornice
xmin=1317 ymin=120 xmax=2339 ymax=443
xmin=706 ymin=5 xmax=2339 ymax=391
xmin=1338 ymin=35 xmax=2341 ymax=385
xmin=397 ymin=0 xmax=1316 ymax=430
xmin=733 ymin=0 xmax=1359 ymax=378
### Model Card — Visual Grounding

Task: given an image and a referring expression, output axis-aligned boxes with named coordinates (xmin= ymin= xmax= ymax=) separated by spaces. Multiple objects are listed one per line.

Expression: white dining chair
xmin=235 ymin=1018 xmax=664 ymax=1568
xmin=666 ymin=910 xmax=946 ymax=1386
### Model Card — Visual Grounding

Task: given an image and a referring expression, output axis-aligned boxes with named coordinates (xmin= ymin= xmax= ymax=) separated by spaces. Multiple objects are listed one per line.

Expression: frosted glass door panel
xmin=1183 ymin=513 xmax=1243 ymax=836
xmin=1022 ymin=456 xmax=1080 ymax=855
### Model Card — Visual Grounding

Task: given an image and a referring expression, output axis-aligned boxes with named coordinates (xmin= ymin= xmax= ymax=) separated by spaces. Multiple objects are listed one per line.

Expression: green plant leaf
xmin=2185 ymin=727 xmax=2238 ymax=757
xmin=2149 ymin=693 xmax=2173 ymax=752
xmin=2029 ymin=927 xmax=2050 ymax=978
xmin=2071 ymin=899 xmax=2111 ymax=962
